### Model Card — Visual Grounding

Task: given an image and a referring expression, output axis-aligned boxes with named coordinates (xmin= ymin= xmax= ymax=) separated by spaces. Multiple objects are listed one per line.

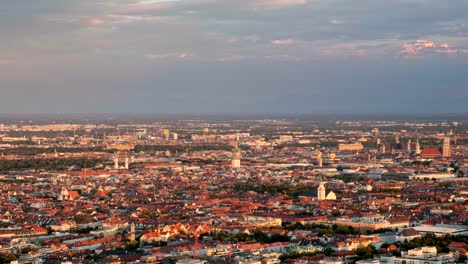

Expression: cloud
xmin=311 ymin=39 xmax=396 ymax=58
xmin=84 ymin=14 xmax=171 ymax=27
xmin=122 ymin=0 xmax=180 ymax=12
xmin=271 ymin=38 xmax=296 ymax=45
xmin=400 ymin=40 xmax=463 ymax=58
xmin=439 ymin=43 xmax=449 ymax=49
xmin=0 ymin=59 xmax=15 ymax=65
xmin=254 ymin=0 xmax=310 ymax=9
xmin=180 ymin=0 xmax=310 ymax=10
xmin=321 ymin=49 xmax=334 ymax=56
xmin=400 ymin=40 xmax=435 ymax=56
xmin=433 ymin=48 xmax=458 ymax=54
xmin=216 ymin=54 xmax=253 ymax=62
xmin=3 ymin=0 xmax=468 ymax=114
xmin=352 ymin=49 xmax=366 ymax=57
xmin=87 ymin=18 xmax=106 ymax=26
xmin=107 ymin=14 xmax=170 ymax=24
xmin=144 ymin=52 xmax=195 ymax=60
xmin=136 ymin=0 xmax=180 ymax=3
xmin=263 ymin=54 xmax=303 ymax=61
xmin=328 ymin=18 xmax=345 ymax=25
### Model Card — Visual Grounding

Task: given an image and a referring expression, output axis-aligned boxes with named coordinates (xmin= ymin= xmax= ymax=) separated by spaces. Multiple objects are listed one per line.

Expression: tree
xmin=380 ymin=243 xmax=390 ymax=249
xmin=0 ymin=253 xmax=17 ymax=263
xmin=458 ymin=254 xmax=467 ymax=263
xmin=336 ymin=225 xmax=350 ymax=234
xmin=331 ymin=209 xmax=341 ymax=217
xmin=323 ymin=247 xmax=333 ymax=256
xmin=74 ymin=213 xmax=87 ymax=223
xmin=21 ymin=247 xmax=33 ymax=254
xmin=126 ymin=240 xmax=139 ymax=251
xmin=355 ymin=245 xmax=377 ymax=260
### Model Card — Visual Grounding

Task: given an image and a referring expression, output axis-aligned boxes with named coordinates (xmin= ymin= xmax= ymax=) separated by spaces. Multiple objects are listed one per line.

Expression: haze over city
xmin=1 ymin=0 xmax=468 ymax=115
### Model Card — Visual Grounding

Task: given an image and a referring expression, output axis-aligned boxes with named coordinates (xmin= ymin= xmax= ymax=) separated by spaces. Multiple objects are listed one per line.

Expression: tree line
xmin=0 ymin=157 xmax=105 ymax=172
xmin=133 ymin=144 xmax=232 ymax=153
xmin=0 ymin=146 xmax=105 ymax=156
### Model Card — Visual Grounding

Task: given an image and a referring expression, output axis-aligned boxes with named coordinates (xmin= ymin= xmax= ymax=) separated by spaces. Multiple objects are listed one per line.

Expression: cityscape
xmin=1 ymin=0 xmax=468 ymax=263
xmin=0 ymin=117 xmax=466 ymax=263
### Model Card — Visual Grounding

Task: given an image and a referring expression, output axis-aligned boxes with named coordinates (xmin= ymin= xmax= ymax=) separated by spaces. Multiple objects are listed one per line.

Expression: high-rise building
xmin=442 ymin=136 xmax=451 ymax=158
xmin=407 ymin=139 xmax=412 ymax=152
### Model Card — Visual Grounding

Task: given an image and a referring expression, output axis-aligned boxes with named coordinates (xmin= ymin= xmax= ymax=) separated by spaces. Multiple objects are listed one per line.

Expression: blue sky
xmin=1 ymin=0 xmax=467 ymax=114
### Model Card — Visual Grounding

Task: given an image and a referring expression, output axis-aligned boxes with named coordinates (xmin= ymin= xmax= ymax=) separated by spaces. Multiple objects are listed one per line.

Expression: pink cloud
xmin=88 ymin=18 xmax=105 ymax=26
xmin=400 ymin=40 xmax=462 ymax=58
xmin=271 ymin=38 xmax=296 ymax=45
xmin=321 ymin=49 xmax=334 ymax=56
xmin=415 ymin=39 xmax=435 ymax=48
xmin=434 ymin=49 xmax=458 ymax=54
xmin=87 ymin=14 xmax=170 ymax=27
xmin=439 ymin=43 xmax=449 ymax=48
xmin=400 ymin=40 xmax=435 ymax=56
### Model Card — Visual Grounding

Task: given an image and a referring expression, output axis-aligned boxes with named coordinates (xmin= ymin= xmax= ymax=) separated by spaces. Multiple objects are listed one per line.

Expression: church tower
xmin=130 ymin=223 xmax=136 ymax=241
xmin=317 ymin=181 xmax=326 ymax=201
xmin=114 ymin=155 xmax=119 ymax=169
xmin=124 ymin=155 xmax=129 ymax=170
xmin=442 ymin=136 xmax=451 ymax=158
xmin=415 ymin=138 xmax=421 ymax=155
xmin=232 ymin=142 xmax=241 ymax=168
xmin=316 ymin=151 xmax=323 ymax=168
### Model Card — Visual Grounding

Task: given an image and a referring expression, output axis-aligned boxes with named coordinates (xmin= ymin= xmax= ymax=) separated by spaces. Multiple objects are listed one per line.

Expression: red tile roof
xmin=421 ymin=147 xmax=442 ymax=157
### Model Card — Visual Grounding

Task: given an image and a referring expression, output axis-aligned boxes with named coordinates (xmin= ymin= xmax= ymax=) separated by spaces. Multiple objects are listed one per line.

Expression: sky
xmin=1 ymin=0 xmax=468 ymax=115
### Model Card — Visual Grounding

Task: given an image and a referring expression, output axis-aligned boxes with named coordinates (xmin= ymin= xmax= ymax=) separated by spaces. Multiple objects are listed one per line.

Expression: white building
xmin=409 ymin=173 xmax=455 ymax=181
xmin=395 ymin=246 xmax=456 ymax=264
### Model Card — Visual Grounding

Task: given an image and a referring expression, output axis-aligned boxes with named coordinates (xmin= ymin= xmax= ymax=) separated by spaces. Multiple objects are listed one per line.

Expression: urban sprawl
xmin=0 ymin=119 xmax=467 ymax=264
